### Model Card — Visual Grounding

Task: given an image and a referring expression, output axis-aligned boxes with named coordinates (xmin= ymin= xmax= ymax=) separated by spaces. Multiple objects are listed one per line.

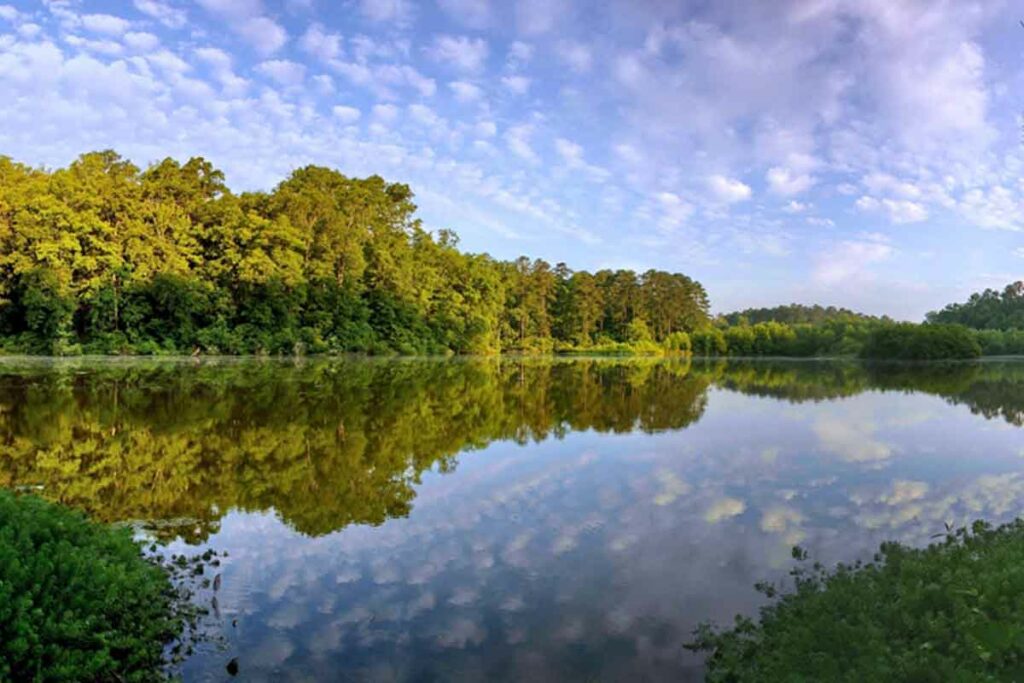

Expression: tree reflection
xmin=0 ymin=357 xmax=1021 ymax=541
xmin=0 ymin=358 xmax=708 ymax=540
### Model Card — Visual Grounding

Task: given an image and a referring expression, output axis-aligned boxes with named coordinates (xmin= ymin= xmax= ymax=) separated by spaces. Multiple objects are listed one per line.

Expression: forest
xmin=1 ymin=151 xmax=1021 ymax=360
xmin=718 ymin=304 xmax=886 ymax=326
xmin=0 ymin=152 xmax=708 ymax=356
xmin=927 ymin=281 xmax=1024 ymax=329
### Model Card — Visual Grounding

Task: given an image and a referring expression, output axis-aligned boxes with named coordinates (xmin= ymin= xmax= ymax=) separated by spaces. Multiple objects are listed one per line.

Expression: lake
xmin=1 ymin=356 xmax=1022 ymax=681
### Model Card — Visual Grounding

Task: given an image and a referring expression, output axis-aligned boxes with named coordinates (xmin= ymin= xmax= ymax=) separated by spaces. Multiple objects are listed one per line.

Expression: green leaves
xmin=689 ymin=519 xmax=1024 ymax=681
xmin=0 ymin=151 xmax=713 ymax=356
xmin=0 ymin=491 xmax=178 ymax=682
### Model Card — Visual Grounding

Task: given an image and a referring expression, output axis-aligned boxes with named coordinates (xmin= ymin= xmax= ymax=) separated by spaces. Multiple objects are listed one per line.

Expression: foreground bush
xmin=689 ymin=520 xmax=1024 ymax=681
xmin=0 ymin=491 xmax=178 ymax=682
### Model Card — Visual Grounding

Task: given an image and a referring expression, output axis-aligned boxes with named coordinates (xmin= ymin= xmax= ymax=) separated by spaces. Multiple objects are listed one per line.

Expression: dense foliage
xmin=0 ymin=490 xmax=177 ymax=682
xmin=719 ymin=304 xmax=884 ymax=326
xmin=0 ymin=152 xmax=709 ymax=355
xmin=689 ymin=520 xmax=1024 ymax=682
xmin=685 ymin=320 xmax=994 ymax=360
xmin=859 ymin=322 xmax=981 ymax=360
xmin=927 ymin=281 xmax=1024 ymax=330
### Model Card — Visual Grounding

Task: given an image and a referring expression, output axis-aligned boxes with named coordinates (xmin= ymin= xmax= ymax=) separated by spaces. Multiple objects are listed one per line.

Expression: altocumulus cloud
xmin=0 ymin=0 xmax=1021 ymax=318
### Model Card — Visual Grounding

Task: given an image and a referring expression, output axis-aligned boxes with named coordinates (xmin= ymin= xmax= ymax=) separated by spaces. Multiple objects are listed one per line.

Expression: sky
xmin=0 ymin=0 xmax=1022 ymax=319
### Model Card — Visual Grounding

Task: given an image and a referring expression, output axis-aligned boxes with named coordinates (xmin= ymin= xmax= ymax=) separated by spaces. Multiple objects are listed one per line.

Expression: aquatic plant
xmin=689 ymin=520 xmax=1024 ymax=681
xmin=0 ymin=490 xmax=179 ymax=682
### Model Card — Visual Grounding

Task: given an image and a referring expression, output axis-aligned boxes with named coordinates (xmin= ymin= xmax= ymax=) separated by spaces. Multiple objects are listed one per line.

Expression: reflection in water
xmin=1 ymin=357 xmax=1023 ymax=681
xmin=0 ymin=358 xmax=708 ymax=539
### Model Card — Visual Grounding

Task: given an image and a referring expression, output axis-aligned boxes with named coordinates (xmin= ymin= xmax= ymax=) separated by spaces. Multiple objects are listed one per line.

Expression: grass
xmin=688 ymin=520 xmax=1024 ymax=681
xmin=0 ymin=490 xmax=181 ymax=682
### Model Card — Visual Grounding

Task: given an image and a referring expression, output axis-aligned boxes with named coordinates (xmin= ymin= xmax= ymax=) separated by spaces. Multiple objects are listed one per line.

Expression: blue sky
xmin=0 ymin=0 xmax=1022 ymax=318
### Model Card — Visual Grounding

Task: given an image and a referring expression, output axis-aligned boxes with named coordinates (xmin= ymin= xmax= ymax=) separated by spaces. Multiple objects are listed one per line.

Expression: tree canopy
xmin=0 ymin=152 xmax=711 ymax=356
xmin=926 ymin=281 xmax=1024 ymax=330
xmin=719 ymin=303 xmax=885 ymax=326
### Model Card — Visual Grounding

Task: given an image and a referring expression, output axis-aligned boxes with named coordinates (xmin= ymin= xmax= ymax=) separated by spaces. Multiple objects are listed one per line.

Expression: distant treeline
xmin=690 ymin=320 xmax=1022 ymax=360
xmin=927 ymin=282 xmax=1024 ymax=330
xmin=0 ymin=152 xmax=709 ymax=355
xmin=708 ymin=291 xmax=1024 ymax=360
xmin=718 ymin=304 xmax=886 ymax=326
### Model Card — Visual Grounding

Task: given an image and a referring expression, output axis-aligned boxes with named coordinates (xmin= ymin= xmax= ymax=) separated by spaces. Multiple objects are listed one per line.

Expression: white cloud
xmin=862 ymin=172 xmax=921 ymax=199
xmin=132 ymin=0 xmax=186 ymax=28
xmin=428 ymin=35 xmax=488 ymax=72
xmin=883 ymin=199 xmax=928 ymax=224
xmin=359 ymin=0 xmax=414 ymax=24
xmin=238 ymin=17 xmax=288 ymax=54
xmin=63 ymin=35 xmax=125 ymax=56
xmin=449 ymin=80 xmax=482 ymax=103
xmin=613 ymin=143 xmax=642 ymax=165
xmin=195 ymin=0 xmax=287 ymax=55
xmin=195 ymin=46 xmax=249 ymax=95
xmin=705 ymin=497 xmax=745 ymax=523
xmin=506 ymin=41 xmax=533 ymax=67
xmin=505 ymin=124 xmax=539 ymax=164
xmin=856 ymin=196 xmax=928 ymax=224
xmin=437 ymin=0 xmax=491 ymax=29
xmin=0 ymin=5 xmax=20 ymax=22
xmin=516 ymin=0 xmax=569 ymax=35
xmin=299 ymin=23 xmax=341 ymax=62
xmin=655 ymin=191 xmax=693 ymax=231
xmin=501 ymin=75 xmax=530 ymax=95
xmin=556 ymin=40 xmax=592 ymax=73
xmin=332 ymin=105 xmax=361 ymax=124
xmin=311 ymin=74 xmax=333 ymax=94
xmin=766 ymin=166 xmax=814 ymax=196
xmin=257 ymin=59 xmax=305 ymax=87
xmin=814 ymin=415 xmax=892 ymax=463
xmin=554 ymin=138 xmax=582 ymax=165
xmin=958 ymin=186 xmax=1024 ymax=231
xmin=783 ymin=200 xmax=808 ymax=213
xmin=708 ymin=175 xmax=752 ymax=203
xmin=814 ymin=234 xmax=894 ymax=286
xmin=409 ymin=103 xmax=442 ymax=128
xmin=372 ymin=103 xmax=399 ymax=122
xmin=123 ymin=31 xmax=159 ymax=51
xmin=81 ymin=14 xmax=131 ymax=36
xmin=475 ymin=120 xmax=497 ymax=138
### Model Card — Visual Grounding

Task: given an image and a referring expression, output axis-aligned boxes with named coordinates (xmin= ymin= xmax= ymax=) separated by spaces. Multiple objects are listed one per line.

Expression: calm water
xmin=2 ymin=357 xmax=1023 ymax=681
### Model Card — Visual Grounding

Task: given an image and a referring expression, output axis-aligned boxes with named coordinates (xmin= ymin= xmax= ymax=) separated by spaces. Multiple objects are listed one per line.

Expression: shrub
xmin=689 ymin=520 xmax=1024 ymax=682
xmin=663 ymin=331 xmax=692 ymax=354
xmin=861 ymin=323 xmax=981 ymax=360
xmin=0 ymin=491 xmax=179 ymax=682
xmin=692 ymin=327 xmax=728 ymax=356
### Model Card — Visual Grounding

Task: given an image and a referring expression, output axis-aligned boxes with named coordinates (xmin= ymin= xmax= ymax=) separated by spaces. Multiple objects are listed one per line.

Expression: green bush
xmin=663 ymin=331 xmax=692 ymax=353
xmin=689 ymin=520 xmax=1024 ymax=681
xmin=692 ymin=327 xmax=728 ymax=356
xmin=0 ymin=491 xmax=178 ymax=682
xmin=861 ymin=323 xmax=981 ymax=360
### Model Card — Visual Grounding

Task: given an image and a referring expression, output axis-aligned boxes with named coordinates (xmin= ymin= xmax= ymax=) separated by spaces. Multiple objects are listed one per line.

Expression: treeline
xmin=927 ymin=281 xmax=1024 ymax=330
xmin=690 ymin=320 xmax=993 ymax=360
xmin=0 ymin=152 xmax=709 ymax=356
xmin=718 ymin=304 xmax=885 ymax=326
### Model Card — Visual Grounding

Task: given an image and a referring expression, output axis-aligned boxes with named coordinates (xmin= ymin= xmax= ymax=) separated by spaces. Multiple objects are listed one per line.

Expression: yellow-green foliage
xmin=0 ymin=152 xmax=710 ymax=356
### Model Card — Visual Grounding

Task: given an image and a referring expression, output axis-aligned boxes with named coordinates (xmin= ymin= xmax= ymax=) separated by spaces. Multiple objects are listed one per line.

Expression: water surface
xmin=1 ymin=357 xmax=1022 ymax=681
